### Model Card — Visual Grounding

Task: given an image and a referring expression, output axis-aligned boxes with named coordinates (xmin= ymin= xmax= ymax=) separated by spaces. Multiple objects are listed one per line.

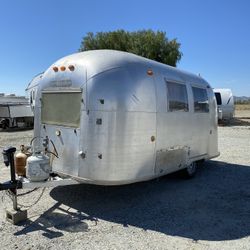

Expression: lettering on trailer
xmin=50 ymin=79 xmax=72 ymax=87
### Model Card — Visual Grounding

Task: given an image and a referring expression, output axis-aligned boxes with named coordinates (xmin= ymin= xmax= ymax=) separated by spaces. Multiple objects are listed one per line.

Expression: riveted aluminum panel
xmin=155 ymin=146 xmax=189 ymax=175
xmin=78 ymin=111 xmax=156 ymax=183
xmin=87 ymin=64 xmax=156 ymax=113
xmin=41 ymin=125 xmax=80 ymax=177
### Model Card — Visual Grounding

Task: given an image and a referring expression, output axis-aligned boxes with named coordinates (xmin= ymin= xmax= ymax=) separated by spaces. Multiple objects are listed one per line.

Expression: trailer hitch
xmin=1 ymin=146 xmax=78 ymax=224
xmin=0 ymin=180 xmax=22 ymax=191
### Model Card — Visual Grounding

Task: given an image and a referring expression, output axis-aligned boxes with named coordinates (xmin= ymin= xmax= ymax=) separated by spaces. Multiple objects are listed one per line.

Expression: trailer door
xmin=155 ymin=79 xmax=192 ymax=175
xmin=190 ymin=86 xmax=210 ymax=157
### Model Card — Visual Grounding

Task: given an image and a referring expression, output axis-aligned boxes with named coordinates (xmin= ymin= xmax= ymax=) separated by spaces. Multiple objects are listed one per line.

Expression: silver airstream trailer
xmin=26 ymin=50 xmax=219 ymax=185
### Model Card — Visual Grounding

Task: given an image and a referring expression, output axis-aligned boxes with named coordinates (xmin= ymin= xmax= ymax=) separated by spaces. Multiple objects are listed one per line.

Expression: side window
xmin=192 ymin=87 xmax=209 ymax=113
xmin=214 ymin=92 xmax=222 ymax=105
xmin=166 ymin=81 xmax=189 ymax=112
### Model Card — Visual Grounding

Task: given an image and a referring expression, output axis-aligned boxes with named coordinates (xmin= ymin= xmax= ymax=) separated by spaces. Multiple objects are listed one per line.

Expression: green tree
xmin=79 ymin=29 xmax=182 ymax=67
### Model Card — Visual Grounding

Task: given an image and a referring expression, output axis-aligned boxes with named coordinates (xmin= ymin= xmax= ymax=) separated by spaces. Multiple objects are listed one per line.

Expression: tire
xmin=1 ymin=119 xmax=8 ymax=130
xmin=183 ymin=161 xmax=197 ymax=178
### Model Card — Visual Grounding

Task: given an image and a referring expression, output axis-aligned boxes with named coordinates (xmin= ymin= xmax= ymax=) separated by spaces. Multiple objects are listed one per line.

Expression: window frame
xmin=41 ymin=89 xmax=82 ymax=128
xmin=165 ymin=80 xmax=189 ymax=112
xmin=191 ymin=86 xmax=209 ymax=113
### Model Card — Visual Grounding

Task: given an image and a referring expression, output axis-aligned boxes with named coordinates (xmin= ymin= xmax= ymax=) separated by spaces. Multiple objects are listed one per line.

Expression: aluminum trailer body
xmin=32 ymin=50 xmax=219 ymax=185
xmin=213 ymin=88 xmax=234 ymax=120
xmin=26 ymin=73 xmax=43 ymax=112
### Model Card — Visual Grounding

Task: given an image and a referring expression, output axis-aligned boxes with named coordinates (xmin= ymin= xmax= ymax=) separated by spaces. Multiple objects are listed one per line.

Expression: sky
xmin=0 ymin=0 xmax=249 ymax=96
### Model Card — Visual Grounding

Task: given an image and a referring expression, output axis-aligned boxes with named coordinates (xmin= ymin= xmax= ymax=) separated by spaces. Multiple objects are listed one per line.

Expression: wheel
xmin=1 ymin=119 xmax=9 ymax=130
xmin=183 ymin=161 xmax=197 ymax=178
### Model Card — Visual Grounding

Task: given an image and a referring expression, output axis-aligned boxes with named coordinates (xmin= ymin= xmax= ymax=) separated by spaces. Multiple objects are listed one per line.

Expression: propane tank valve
xmin=42 ymin=136 xmax=49 ymax=148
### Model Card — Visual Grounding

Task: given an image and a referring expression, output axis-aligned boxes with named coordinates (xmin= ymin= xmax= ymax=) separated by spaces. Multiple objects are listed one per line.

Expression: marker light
xmin=147 ymin=69 xmax=153 ymax=76
xmin=55 ymin=130 xmax=61 ymax=136
xmin=68 ymin=65 xmax=75 ymax=71
xmin=53 ymin=66 xmax=58 ymax=72
xmin=60 ymin=66 xmax=66 ymax=71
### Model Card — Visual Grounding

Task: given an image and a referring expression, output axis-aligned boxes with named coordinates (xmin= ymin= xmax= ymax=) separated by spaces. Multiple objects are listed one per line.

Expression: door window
xmin=192 ymin=87 xmax=209 ymax=113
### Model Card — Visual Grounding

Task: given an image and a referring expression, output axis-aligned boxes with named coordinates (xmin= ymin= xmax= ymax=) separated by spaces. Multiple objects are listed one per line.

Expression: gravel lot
xmin=0 ymin=113 xmax=250 ymax=250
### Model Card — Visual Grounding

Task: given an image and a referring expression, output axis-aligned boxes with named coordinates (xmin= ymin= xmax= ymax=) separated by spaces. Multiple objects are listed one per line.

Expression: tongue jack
xmin=1 ymin=147 xmax=27 ymax=224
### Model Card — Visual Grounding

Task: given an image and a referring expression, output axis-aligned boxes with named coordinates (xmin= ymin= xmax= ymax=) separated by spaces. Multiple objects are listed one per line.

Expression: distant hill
xmin=234 ymin=96 xmax=250 ymax=104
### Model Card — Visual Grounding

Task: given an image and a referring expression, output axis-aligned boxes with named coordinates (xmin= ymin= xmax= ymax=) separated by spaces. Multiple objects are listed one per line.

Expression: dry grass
xmin=235 ymin=103 xmax=250 ymax=110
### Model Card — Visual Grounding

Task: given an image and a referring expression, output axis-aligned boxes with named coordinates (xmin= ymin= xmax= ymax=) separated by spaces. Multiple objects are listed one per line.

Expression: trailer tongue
xmin=0 ymin=145 xmax=78 ymax=224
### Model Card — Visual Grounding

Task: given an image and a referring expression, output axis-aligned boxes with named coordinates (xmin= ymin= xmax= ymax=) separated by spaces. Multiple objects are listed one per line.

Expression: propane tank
xmin=15 ymin=145 xmax=30 ymax=176
xmin=26 ymin=152 xmax=51 ymax=182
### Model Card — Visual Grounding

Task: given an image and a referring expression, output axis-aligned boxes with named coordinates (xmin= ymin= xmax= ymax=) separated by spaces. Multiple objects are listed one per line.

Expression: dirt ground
xmin=0 ymin=111 xmax=250 ymax=250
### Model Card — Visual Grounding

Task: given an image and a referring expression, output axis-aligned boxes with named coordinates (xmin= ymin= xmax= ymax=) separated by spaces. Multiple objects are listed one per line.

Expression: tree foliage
xmin=79 ymin=29 xmax=182 ymax=67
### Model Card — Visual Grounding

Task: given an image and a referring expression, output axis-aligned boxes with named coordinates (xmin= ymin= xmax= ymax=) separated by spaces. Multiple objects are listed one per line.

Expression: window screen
xmin=214 ymin=92 xmax=222 ymax=105
xmin=166 ymin=81 xmax=189 ymax=112
xmin=192 ymin=87 xmax=209 ymax=113
xmin=41 ymin=91 xmax=82 ymax=127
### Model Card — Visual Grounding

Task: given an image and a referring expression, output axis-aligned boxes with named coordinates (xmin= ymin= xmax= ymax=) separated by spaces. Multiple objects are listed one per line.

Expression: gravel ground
xmin=0 ymin=114 xmax=250 ymax=250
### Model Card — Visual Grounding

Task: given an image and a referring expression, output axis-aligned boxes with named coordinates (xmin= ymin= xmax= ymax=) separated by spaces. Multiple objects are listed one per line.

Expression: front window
xmin=41 ymin=90 xmax=82 ymax=127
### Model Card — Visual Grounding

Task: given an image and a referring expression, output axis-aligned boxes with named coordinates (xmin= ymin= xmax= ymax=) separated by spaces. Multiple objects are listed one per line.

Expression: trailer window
xmin=192 ymin=87 xmax=209 ymax=113
xmin=41 ymin=91 xmax=82 ymax=127
xmin=166 ymin=81 xmax=189 ymax=112
xmin=214 ymin=92 xmax=222 ymax=105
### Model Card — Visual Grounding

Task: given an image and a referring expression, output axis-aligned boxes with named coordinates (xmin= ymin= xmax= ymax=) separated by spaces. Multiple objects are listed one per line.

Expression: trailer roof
xmin=213 ymin=88 xmax=233 ymax=93
xmin=26 ymin=72 xmax=43 ymax=91
xmin=50 ymin=50 xmax=209 ymax=86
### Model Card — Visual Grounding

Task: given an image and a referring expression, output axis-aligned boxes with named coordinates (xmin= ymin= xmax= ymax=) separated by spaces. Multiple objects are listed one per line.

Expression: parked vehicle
xmin=213 ymin=88 xmax=234 ymax=120
xmin=0 ymin=95 xmax=33 ymax=129
xmin=25 ymin=50 xmax=219 ymax=185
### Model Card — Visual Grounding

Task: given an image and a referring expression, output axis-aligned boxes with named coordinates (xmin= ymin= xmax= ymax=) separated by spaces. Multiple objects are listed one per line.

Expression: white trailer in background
xmin=0 ymin=95 xmax=34 ymax=129
xmin=213 ymin=88 xmax=234 ymax=120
